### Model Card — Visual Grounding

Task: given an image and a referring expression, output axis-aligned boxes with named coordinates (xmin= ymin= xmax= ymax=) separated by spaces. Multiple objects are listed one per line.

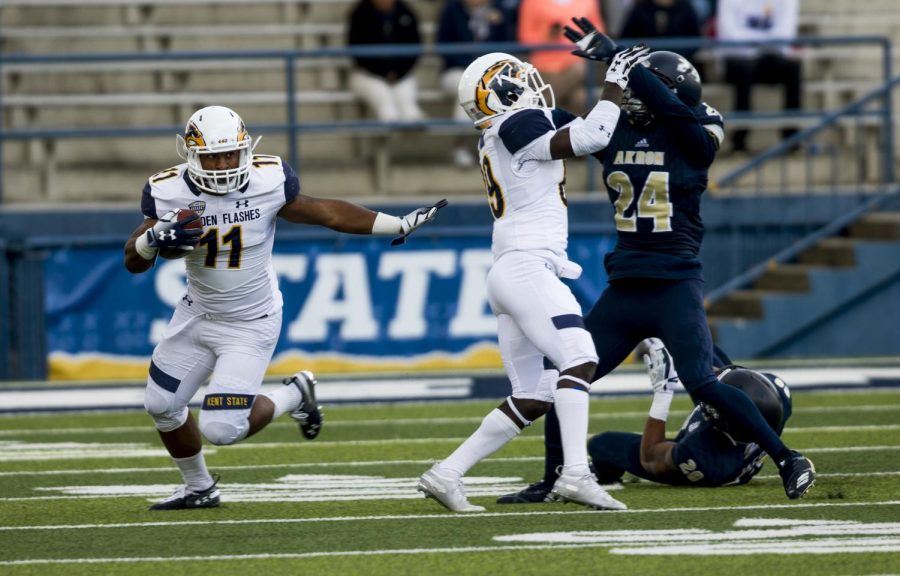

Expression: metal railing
xmin=0 ymin=36 xmax=894 ymax=201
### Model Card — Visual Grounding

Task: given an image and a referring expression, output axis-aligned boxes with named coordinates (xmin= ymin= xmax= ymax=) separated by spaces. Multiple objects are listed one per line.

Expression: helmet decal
xmin=184 ymin=122 xmax=206 ymax=148
xmin=475 ymin=61 xmax=522 ymax=117
xmin=675 ymin=56 xmax=701 ymax=85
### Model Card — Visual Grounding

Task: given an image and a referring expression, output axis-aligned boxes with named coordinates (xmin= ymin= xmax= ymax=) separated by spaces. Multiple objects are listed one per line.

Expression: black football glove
xmin=391 ymin=199 xmax=448 ymax=246
xmin=564 ymin=16 xmax=618 ymax=62
xmin=145 ymin=210 xmax=203 ymax=251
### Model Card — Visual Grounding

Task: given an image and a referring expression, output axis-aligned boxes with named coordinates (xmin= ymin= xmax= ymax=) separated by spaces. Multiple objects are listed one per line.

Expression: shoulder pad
xmin=498 ymin=108 xmax=554 ymax=155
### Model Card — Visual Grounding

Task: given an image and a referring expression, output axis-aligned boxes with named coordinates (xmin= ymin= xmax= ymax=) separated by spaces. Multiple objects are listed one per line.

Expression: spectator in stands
xmin=690 ymin=0 xmax=716 ymax=34
xmin=437 ymin=0 xmax=514 ymax=167
xmin=495 ymin=0 xmax=522 ymax=42
xmin=347 ymin=0 xmax=426 ymax=122
xmin=717 ymin=0 xmax=802 ymax=152
xmin=601 ymin=0 xmax=634 ymax=37
xmin=517 ymin=0 xmax=606 ymax=113
xmin=619 ymin=0 xmax=703 ymax=67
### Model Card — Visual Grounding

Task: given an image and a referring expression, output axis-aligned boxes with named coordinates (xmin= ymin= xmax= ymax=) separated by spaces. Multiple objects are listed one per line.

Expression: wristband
xmin=135 ymin=232 xmax=159 ymax=260
xmin=371 ymin=212 xmax=402 ymax=235
xmin=649 ymin=390 xmax=674 ymax=422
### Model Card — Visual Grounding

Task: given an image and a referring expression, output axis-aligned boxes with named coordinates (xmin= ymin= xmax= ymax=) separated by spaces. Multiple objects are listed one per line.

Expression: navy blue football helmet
xmin=701 ymin=368 xmax=788 ymax=442
xmin=623 ymin=50 xmax=702 ymax=127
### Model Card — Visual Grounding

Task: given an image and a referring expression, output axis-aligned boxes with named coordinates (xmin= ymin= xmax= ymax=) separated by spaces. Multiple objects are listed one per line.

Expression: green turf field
xmin=1 ymin=388 xmax=899 ymax=575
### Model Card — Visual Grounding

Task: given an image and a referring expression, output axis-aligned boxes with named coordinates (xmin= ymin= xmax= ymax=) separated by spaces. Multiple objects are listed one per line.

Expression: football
xmin=158 ymin=208 xmax=203 ymax=260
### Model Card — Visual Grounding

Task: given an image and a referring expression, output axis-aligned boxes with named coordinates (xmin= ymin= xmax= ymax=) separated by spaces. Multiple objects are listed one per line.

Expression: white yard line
xmin=0 ymin=468 xmax=898 ymax=503
xmin=0 ymin=544 xmax=598 ymax=566
xmin=0 ymin=404 xmax=896 ymax=437
xmin=1 ymin=499 xmax=898 ymax=533
xmin=1 ymin=445 xmax=899 ymax=478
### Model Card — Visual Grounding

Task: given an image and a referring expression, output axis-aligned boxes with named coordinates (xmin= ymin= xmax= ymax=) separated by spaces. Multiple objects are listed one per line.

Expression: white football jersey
xmin=142 ymin=154 xmax=298 ymax=322
xmin=479 ymin=107 xmax=577 ymax=260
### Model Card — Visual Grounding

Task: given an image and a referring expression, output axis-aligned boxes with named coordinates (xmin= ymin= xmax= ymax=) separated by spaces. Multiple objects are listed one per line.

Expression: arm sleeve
xmin=628 ymin=66 xmax=717 ymax=166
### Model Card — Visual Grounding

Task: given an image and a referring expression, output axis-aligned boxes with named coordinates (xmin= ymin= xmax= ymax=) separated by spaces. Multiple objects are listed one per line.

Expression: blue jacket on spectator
xmin=348 ymin=0 xmax=421 ymax=81
xmin=437 ymin=0 xmax=513 ymax=72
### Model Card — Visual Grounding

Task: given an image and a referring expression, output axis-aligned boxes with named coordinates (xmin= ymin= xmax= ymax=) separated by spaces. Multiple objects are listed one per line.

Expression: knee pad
xmin=144 ymin=384 xmax=189 ymax=433
xmin=199 ymin=417 xmax=249 ymax=446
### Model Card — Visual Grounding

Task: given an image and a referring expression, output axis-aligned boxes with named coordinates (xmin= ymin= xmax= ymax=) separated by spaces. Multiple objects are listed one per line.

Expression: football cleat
xmin=778 ymin=451 xmax=816 ymax=499
xmin=417 ymin=465 xmax=486 ymax=513
xmin=548 ymin=473 xmax=627 ymax=510
xmin=149 ymin=476 xmax=220 ymax=511
xmin=284 ymin=370 xmax=323 ymax=440
xmin=496 ymin=480 xmax=554 ymax=504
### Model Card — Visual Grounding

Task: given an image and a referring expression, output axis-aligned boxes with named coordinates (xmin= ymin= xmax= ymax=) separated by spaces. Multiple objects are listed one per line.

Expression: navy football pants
xmin=537 ymin=278 xmax=787 ymax=483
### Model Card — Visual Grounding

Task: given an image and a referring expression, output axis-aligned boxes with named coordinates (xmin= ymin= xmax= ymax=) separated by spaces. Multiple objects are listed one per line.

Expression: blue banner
xmin=45 ymin=233 xmax=615 ymax=380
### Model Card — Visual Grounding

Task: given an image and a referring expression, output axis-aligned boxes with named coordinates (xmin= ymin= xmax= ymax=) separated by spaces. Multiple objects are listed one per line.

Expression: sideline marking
xmin=1 ymin=500 xmax=898 ymax=531
xmin=0 ymin=544 xmax=596 ymax=566
xmin=2 ymin=527 xmax=900 ymax=565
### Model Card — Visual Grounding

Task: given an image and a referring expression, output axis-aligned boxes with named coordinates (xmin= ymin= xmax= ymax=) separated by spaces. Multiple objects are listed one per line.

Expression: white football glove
xmin=638 ymin=337 xmax=680 ymax=393
xmin=605 ymin=44 xmax=651 ymax=90
xmin=392 ymin=199 xmax=448 ymax=246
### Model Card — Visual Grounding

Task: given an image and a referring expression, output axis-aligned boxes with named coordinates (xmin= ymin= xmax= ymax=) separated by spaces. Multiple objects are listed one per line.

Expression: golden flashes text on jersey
xmin=200 ymin=209 xmax=261 ymax=227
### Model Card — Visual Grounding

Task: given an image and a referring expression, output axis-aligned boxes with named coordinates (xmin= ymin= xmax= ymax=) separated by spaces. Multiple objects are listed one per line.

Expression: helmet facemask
xmin=622 ymin=87 xmax=653 ymax=128
xmin=176 ymin=107 xmax=258 ymax=195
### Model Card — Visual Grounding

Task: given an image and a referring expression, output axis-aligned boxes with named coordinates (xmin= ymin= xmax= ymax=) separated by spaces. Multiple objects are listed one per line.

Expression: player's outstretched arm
xmin=548 ymin=43 xmax=650 ymax=160
xmin=278 ymin=195 xmax=446 ymax=244
xmin=637 ymin=338 xmax=678 ymax=476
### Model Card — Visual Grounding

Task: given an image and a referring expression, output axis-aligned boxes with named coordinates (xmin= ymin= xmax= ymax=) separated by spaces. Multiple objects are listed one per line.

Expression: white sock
xmin=173 ymin=452 xmax=214 ymax=492
xmin=262 ymin=384 xmax=303 ymax=419
xmin=439 ymin=409 xmax=521 ymax=478
xmin=554 ymin=387 xmax=591 ymax=478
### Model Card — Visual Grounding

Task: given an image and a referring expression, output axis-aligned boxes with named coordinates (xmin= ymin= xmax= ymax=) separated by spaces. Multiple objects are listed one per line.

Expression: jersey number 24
xmin=606 ymin=170 xmax=673 ymax=233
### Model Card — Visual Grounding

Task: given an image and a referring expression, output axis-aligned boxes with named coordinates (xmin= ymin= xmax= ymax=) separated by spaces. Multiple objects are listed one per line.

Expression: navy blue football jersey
xmin=593 ymin=65 xmax=724 ymax=282
xmin=671 ymin=372 xmax=792 ymax=486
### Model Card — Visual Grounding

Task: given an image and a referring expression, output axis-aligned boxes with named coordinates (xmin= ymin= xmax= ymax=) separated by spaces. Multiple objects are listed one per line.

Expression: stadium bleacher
xmin=0 ymin=0 xmax=898 ymax=202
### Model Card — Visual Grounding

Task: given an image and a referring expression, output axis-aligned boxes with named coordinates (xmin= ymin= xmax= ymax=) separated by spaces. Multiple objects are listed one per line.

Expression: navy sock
xmin=692 ymin=380 xmax=788 ymax=459
xmin=543 ymin=406 xmax=563 ymax=484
